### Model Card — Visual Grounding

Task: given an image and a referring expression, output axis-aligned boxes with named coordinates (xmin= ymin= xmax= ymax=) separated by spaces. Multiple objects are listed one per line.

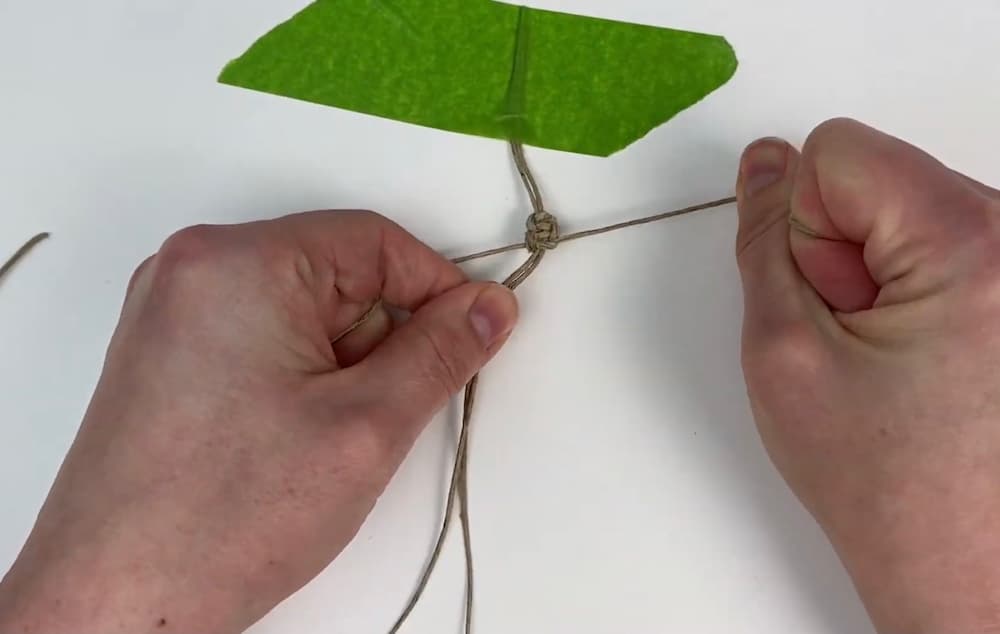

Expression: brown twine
xmin=387 ymin=144 xmax=735 ymax=633
xmin=0 ymin=233 xmax=49 ymax=286
xmin=452 ymin=197 xmax=736 ymax=264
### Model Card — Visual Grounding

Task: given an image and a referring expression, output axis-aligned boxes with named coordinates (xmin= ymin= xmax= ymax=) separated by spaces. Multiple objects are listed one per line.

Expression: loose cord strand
xmin=387 ymin=143 xmax=561 ymax=633
xmin=0 ymin=233 xmax=50 ymax=284
xmin=451 ymin=196 xmax=736 ymax=265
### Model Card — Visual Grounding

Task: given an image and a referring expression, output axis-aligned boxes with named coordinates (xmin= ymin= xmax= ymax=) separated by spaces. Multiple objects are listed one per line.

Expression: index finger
xmin=280 ymin=209 xmax=467 ymax=337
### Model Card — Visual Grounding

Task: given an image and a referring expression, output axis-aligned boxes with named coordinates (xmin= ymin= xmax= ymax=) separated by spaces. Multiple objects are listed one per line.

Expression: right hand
xmin=735 ymin=118 xmax=1000 ymax=634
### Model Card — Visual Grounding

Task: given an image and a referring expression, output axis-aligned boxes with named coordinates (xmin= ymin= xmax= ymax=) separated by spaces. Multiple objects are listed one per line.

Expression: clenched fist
xmin=737 ymin=119 xmax=1000 ymax=634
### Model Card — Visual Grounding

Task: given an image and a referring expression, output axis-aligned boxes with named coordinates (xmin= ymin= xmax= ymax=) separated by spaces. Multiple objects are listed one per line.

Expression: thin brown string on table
xmin=0 ymin=233 xmax=50 ymax=286
xmin=387 ymin=143 xmax=736 ymax=634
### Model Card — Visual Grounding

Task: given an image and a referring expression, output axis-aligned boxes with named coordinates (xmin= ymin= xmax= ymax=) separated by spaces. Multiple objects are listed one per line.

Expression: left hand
xmin=0 ymin=210 xmax=518 ymax=633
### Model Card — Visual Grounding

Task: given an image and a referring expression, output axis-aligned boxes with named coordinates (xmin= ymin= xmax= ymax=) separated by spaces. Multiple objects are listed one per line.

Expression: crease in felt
xmin=497 ymin=5 xmax=530 ymax=137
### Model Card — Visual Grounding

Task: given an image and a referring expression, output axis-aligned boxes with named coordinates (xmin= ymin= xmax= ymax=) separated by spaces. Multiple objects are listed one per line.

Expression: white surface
xmin=2 ymin=1 xmax=998 ymax=632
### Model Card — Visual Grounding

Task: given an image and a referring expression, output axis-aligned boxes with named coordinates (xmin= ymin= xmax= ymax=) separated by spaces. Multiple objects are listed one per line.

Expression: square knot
xmin=525 ymin=210 xmax=560 ymax=252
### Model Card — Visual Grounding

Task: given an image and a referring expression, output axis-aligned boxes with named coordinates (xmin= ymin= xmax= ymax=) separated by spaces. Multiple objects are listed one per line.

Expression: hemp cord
xmin=387 ymin=144 xmax=735 ymax=634
xmin=0 ymin=233 xmax=49 ymax=287
xmin=452 ymin=196 xmax=737 ymax=264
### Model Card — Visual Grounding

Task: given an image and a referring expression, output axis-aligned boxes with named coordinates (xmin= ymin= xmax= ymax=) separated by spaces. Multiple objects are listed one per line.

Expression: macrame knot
xmin=525 ymin=210 xmax=560 ymax=253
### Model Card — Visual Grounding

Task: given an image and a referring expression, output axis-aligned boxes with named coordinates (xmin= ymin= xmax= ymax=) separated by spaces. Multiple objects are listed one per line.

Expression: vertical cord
xmin=387 ymin=142 xmax=557 ymax=634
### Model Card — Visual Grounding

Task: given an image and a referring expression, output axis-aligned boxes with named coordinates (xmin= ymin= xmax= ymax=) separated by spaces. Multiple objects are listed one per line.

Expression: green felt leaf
xmin=218 ymin=0 xmax=737 ymax=156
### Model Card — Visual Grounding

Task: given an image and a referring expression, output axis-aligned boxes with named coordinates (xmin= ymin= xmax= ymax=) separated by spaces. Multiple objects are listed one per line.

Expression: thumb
xmin=735 ymin=136 xmax=823 ymax=341
xmin=344 ymin=281 xmax=518 ymax=432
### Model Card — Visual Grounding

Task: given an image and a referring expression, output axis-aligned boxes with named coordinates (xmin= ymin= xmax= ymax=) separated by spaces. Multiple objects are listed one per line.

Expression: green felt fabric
xmin=218 ymin=0 xmax=737 ymax=156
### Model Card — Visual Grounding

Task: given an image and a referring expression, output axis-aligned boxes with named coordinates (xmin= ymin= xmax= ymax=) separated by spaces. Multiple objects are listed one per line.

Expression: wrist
xmin=0 ymin=536 xmax=249 ymax=634
xmin=831 ymin=505 xmax=1000 ymax=634
xmin=849 ymin=552 xmax=1000 ymax=634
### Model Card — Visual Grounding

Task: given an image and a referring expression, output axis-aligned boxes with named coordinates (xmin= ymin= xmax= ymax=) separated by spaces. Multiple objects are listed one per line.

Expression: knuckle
xmin=348 ymin=209 xmax=385 ymax=223
xmin=150 ymin=225 xmax=227 ymax=294
xmin=334 ymin=415 xmax=395 ymax=481
xmin=971 ymin=196 xmax=1000 ymax=247
xmin=343 ymin=209 xmax=405 ymax=243
xmin=806 ymin=117 xmax=861 ymax=147
xmin=339 ymin=209 xmax=392 ymax=233
xmin=943 ymin=198 xmax=1000 ymax=310
xmin=743 ymin=320 xmax=824 ymax=395
xmin=936 ymin=189 xmax=998 ymax=245
xmin=300 ymin=392 xmax=399 ymax=484
xmin=159 ymin=224 xmax=220 ymax=262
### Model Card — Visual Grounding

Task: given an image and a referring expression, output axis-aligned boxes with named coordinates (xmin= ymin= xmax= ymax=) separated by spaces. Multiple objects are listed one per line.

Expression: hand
xmin=0 ymin=211 xmax=518 ymax=633
xmin=736 ymin=118 xmax=1000 ymax=633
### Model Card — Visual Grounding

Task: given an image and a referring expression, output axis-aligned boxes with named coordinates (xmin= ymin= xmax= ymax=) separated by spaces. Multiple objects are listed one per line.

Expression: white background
xmin=2 ymin=1 xmax=998 ymax=633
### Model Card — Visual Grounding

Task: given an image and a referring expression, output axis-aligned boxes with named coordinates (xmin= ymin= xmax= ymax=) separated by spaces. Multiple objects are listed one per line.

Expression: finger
xmin=788 ymin=226 xmax=878 ymax=313
xmin=332 ymin=302 xmax=395 ymax=367
xmin=280 ymin=210 xmax=468 ymax=340
xmin=790 ymin=117 xmax=993 ymax=310
xmin=332 ymin=282 xmax=518 ymax=441
xmin=736 ymin=137 xmax=824 ymax=339
xmin=952 ymin=169 xmax=1000 ymax=199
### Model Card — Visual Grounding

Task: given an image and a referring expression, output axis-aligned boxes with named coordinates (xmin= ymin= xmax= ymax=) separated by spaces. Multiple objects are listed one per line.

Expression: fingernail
xmin=741 ymin=137 xmax=789 ymax=197
xmin=469 ymin=284 xmax=518 ymax=347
